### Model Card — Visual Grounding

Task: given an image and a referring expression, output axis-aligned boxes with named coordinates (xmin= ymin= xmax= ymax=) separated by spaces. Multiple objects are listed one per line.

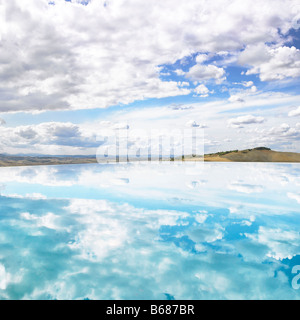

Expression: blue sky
xmin=0 ymin=0 xmax=300 ymax=155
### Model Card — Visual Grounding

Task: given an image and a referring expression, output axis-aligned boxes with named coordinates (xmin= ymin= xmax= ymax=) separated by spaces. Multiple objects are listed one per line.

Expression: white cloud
xmin=5 ymin=193 xmax=47 ymax=200
xmin=228 ymin=85 xmax=257 ymax=104
xmin=288 ymin=106 xmax=300 ymax=117
xmin=188 ymin=224 xmax=224 ymax=243
xmin=238 ymin=43 xmax=270 ymax=66
xmin=2 ymin=88 xmax=299 ymax=154
xmin=0 ymin=0 xmax=298 ymax=112
xmin=228 ymin=182 xmax=264 ymax=194
xmin=246 ymin=121 xmax=300 ymax=150
xmin=239 ymin=44 xmax=300 ymax=81
xmin=177 ymin=81 xmax=190 ymax=87
xmin=0 ymin=121 xmax=101 ymax=154
xmin=195 ymin=54 xmax=209 ymax=64
xmin=228 ymin=95 xmax=245 ymax=103
xmin=228 ymin=115 xmax=265 ymax=128
xmin=267 ymin=123 xmax=297 ymax=136
xmin=0 ymin=264 xmax=7 ymax=290
xmin=65 ymin=198 xmax=189 ymax=261
xmin=194 ymin=211 xmax=209 ymax=223
xmin=17 ymin=128 xmax=38 ymax=140
xmin=194 ymin=84 xmax=212 ymax=97
xmin=287 ymin=192 xmax=300 ymax=204
xmin=242 ymin=81 xmax=254 ymax=87
xmin=187 ymin=64 xmax=226 ymax=83
xmin=246 ymin=226 xmax=300 ymax=260
xmin=0 ymin=1 xmax=299 ymax=154
xmin=21 ymin=211 xmax=61 ymax=230
xmin=174 ymin=69 xmax=186 ymax=76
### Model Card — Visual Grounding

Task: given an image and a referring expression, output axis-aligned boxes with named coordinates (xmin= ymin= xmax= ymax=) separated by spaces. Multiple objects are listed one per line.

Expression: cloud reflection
xmin=0 ymin=163 xmax=299 ymax=299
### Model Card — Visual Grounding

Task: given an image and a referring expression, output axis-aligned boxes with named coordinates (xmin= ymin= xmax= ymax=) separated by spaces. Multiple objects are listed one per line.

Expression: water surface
xmin=0 ymin=162 xmax=300 ymax=299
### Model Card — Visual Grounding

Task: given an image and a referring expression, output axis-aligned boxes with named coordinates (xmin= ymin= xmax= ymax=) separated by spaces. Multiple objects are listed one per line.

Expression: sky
xmin=0 ymin=0 xmax=300 ymax=155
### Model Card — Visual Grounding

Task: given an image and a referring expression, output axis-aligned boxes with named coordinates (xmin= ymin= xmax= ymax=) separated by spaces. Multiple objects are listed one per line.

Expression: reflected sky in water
xmin=0 ymin=162 xmax=300 ymax=300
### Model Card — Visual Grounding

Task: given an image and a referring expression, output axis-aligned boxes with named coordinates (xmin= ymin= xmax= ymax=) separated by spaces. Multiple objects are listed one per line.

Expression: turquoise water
xmin=0 ymin=162 xmax=300 ymax=300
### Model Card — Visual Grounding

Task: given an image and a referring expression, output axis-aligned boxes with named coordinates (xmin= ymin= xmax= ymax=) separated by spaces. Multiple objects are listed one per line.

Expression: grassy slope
xmin=204 ymin=148 xmax=300 ymax=162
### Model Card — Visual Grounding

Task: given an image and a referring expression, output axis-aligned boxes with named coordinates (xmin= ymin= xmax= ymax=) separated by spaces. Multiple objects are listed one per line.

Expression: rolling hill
xmin=0 ymin=147 xmax=299 ymax=167
xmin=203 ymin=147 xmax=300 ymax=162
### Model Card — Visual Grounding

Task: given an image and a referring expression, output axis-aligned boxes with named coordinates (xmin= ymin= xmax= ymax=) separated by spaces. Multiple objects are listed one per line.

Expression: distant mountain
xmin=0 ymin=153 xmax=96 ymax=158
xmin=0 ymin=154 xmax=97 ymax=167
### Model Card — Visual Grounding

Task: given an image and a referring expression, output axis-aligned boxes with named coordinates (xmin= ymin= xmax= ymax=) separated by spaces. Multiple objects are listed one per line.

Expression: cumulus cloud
xmin=247 ymin=122 xmax=300 ymax=149
xmin=288 ymin=106 xmax=300 ymax=117
xmin=177 ymin=81 xmax=190 ymax=87
xmin=268 ymin=123 xmax=300 ymax=138
xmin=174 ymin=69 xmax=186 ymax=76
xmin=228 ymin=95 xmax=245 ymax=103
xmin=186 ymin=64 xmax=226 ymax=83
xmin=193 ymin=84 xmax=213 ymax=97
xmin=187 ymin=224 xmax=224 ymax=243
xmin=195 ymin=54 xmax=209 ymax=64
xmin=239 ymin=44 xmax=300 ymax=81
xmin=0 ymin=122 xmax=100 ymax=154
xmin=17 ymin=128 xmax=38 ymax=140
xmin=228 ymin=115 xmax=265 ymax=128
xmin=0 ymin=0 xmax=298 ymax=112
xmin=246 ymin=226 xmax=300 ymax=260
